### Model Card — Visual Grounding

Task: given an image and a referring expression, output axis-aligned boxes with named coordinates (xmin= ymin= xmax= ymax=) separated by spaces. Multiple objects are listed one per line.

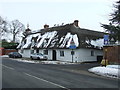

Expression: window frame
xmin=60 ymin=51 xmax=64 ymax=57
xmin=91 ymin=50 xmax=94 ymax=56
xmin=44 ymin=49 xmax=48 ymax=55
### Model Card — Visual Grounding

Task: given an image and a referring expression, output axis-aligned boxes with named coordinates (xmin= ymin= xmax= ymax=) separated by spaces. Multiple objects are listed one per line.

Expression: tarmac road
xmin=2 ymin=57 xmax=119 ymax=89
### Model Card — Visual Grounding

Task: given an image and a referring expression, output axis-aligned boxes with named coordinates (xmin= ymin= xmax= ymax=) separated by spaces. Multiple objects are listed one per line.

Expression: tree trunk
xmin=13 ymin=34 xmax=15 ymax=42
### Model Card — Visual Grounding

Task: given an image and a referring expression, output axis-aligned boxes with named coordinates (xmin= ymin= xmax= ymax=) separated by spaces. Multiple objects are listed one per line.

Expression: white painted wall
xmin=56 ymin=49 xmax=80 ymax=62
xmin=56 ymin=49 xmax=103 ymax=62
xmin=19 ymin=48 xmax=103 ymax=62
xmin=22 ymin=49 xmax=31 ymax=58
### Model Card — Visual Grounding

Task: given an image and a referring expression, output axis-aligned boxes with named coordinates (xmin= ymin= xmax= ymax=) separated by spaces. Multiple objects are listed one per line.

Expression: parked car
xmin=30 ymin=53 xmax=48 ymax=60
xmin=8 ymin=52 xmax=22 ymax=58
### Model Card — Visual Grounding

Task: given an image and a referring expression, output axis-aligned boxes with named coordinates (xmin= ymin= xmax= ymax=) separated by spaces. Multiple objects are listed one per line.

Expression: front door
xmin=52 ymin=50 xmax=56 ymax=60
xmin=36 ymin=49 xmax=39 ymax=53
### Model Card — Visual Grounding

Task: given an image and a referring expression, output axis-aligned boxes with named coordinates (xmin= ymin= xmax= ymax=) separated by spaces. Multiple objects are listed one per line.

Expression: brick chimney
xmin=44 ymin=24 xmax=49 ymax=29
xmin=74 ymin=20 xmax=79 ymax=27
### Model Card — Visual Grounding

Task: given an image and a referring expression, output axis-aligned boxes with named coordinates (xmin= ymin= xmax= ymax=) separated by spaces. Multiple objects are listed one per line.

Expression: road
xmin=2 ymin=57 xmax=119 ymax=89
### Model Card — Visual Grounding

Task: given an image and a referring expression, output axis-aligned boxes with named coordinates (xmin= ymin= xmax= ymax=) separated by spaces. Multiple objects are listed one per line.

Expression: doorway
xmin=36 ymin=49 xmax=39 ymax=53
xmin=97 ymin=56 xmax=103 ymax=63
xmin=52 ymin=50 xmax=56 ymax=60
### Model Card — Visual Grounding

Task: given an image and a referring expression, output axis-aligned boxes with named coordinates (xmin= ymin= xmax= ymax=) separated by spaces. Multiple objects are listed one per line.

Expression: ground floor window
xmin=31 ymin=50 xmax=34 ymax=54
xmin=60 ymin=51 xmax=64 ymax=57
xmin=91 ymin=50 xmax=94 ymax=56
xmin=44 ymin=50 xmax=48 ymax=55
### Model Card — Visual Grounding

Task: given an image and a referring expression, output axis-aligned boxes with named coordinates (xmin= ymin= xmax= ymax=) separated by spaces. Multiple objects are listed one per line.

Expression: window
xmin=44 ymin=50 xmax=48 ymax=55
xmin=31 ymin=50 xmax=34 ymax=54
xmin=91 ymin=51 xmax=94 ymax=56
xmin=60 ymin=51 xmax=64 ymax=57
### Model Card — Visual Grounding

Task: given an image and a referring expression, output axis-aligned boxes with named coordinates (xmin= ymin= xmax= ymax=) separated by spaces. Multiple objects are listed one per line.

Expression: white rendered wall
xmin=56 ymin=49 xmax=103 ymax=62
xmin=22 ymin=49 xmax=31 ymax=58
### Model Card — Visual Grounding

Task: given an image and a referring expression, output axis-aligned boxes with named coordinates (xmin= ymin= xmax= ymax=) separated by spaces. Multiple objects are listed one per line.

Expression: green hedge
xmin=0 ymin=41 xmax=19 ymax=49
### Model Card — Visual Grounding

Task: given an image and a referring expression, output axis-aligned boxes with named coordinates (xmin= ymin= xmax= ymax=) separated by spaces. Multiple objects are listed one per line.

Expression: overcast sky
xmin=0 ymin=0 xmax=118 ymax=32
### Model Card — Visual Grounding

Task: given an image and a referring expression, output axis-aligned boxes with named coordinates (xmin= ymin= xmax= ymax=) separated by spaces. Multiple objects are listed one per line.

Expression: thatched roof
xmin=17 ymin=22 xmax=104 ymax=49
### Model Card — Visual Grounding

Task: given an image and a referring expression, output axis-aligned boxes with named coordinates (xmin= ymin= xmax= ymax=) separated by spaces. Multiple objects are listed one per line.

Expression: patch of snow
xmin=45 ymin=31 xmax=57 ymax=48
xmin=22 ymin=35 xmax=32 ymax=48
xmin=32 ymin=33 xmax=39 ymax=37
xmin=73 ymin=34 xmax=79 ymax=47
xmin=37 ymin=34 xmax=41 ymax=42
xmin=17 ymin=41 xmax=24 ymax=49
xmin=41 ymin=61 xmax=75 ymax=64
xmin=91 ymin=39 xmax=104 ymax=48
xmin=66 ymin=35 xmax=72 ymax=47
xmin=88 ymin=65 xmax=120 ymax=79
xmin=60 ymin=33 xmax=72 ymax=48
xmin=107 ymin=65 xmax=120 ymax=69
xmin=66 ymin=34 xmax=79 ymax=48
xmin=37 ymin=31 xmax=58 ymax=48
xmin=0 ymin=55 xmax=9 ymax=57
xmin=59 ymin=36 xmax=64 ymax=43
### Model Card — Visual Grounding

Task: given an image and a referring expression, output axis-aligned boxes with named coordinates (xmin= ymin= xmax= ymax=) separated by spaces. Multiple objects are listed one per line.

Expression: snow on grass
xmin=88 ymin=65 xmax=120 ymax=79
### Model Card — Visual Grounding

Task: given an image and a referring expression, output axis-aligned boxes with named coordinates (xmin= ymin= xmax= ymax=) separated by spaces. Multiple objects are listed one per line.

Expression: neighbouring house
xmin=17 ymin=20 xmax=104 ymax=62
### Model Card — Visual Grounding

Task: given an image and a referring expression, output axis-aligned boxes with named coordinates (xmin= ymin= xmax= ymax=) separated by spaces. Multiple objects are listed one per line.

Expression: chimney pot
xmin=74 ymin=20 xmax=79 ymax=27
xmin=44 ymin=24 xmax=49 ymax=29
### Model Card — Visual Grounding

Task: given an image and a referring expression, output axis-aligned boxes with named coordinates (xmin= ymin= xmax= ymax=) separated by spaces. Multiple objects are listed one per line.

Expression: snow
xmin=0 ymin=55 xmax=9 ymax=57
xmin=22 ymin=33 xmax=39 ymax=48
xmin=60 ymin=33 xmax=72 ymax=48
xmin=45 ymin=31 xmax=57 ymax=48
xmin=22 ymin=35 xmax=32 ymax=48
xmin=88 ymin=65 xmax=120 ymax=79
xmin=91 ymin=39 xmax=104 ymax=49
xmin=41 ymin=61 xmax=75 ymax=64
xmin=37 ymin=31 xmax=57 ymax=48
xmin=73 ymin=34 xmax=79 ymax=47
xmin=59 ymin=33 xmax=79 ymax=48
xmin=32 ymin=33 xmax=40 ymax=37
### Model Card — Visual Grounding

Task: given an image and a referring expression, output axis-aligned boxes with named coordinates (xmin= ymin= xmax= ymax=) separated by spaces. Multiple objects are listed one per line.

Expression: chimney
xmin=44 ymin=24 xmax=49 ymax=29
xmin=25 ymin=23 xmax=31 ymax=34
xmin=74 ymin=20 xmax=79 ymax=27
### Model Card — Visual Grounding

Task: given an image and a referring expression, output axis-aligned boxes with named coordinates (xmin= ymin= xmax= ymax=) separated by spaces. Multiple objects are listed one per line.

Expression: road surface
xmin=2 ymin=57 xmax=119 ymax=89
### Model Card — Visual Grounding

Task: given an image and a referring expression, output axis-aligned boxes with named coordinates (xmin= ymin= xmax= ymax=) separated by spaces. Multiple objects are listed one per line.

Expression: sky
xmin=0 ymin=0 xmax=118 ymax=32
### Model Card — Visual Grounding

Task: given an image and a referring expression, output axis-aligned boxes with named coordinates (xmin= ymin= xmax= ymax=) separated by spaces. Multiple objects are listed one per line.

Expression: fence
xmin=103 ymin=45 xmax=120 ymax=63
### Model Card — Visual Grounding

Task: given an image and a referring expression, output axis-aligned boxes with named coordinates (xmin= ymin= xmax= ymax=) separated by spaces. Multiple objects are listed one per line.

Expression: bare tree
xmin=9 ymin=20 xmax=25 ymax=42
xmin=0 ymin=16 xmax=8 ymax=37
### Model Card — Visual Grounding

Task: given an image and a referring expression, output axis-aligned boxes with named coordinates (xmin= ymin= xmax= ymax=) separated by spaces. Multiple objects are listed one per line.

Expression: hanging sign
xmin=69 ymin=38 xmax=76 ymax=49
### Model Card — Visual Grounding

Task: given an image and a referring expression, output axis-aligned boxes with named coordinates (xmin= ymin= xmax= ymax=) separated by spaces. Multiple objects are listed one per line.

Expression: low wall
xmin=5 ymin=49 xmax=17 ymax=55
